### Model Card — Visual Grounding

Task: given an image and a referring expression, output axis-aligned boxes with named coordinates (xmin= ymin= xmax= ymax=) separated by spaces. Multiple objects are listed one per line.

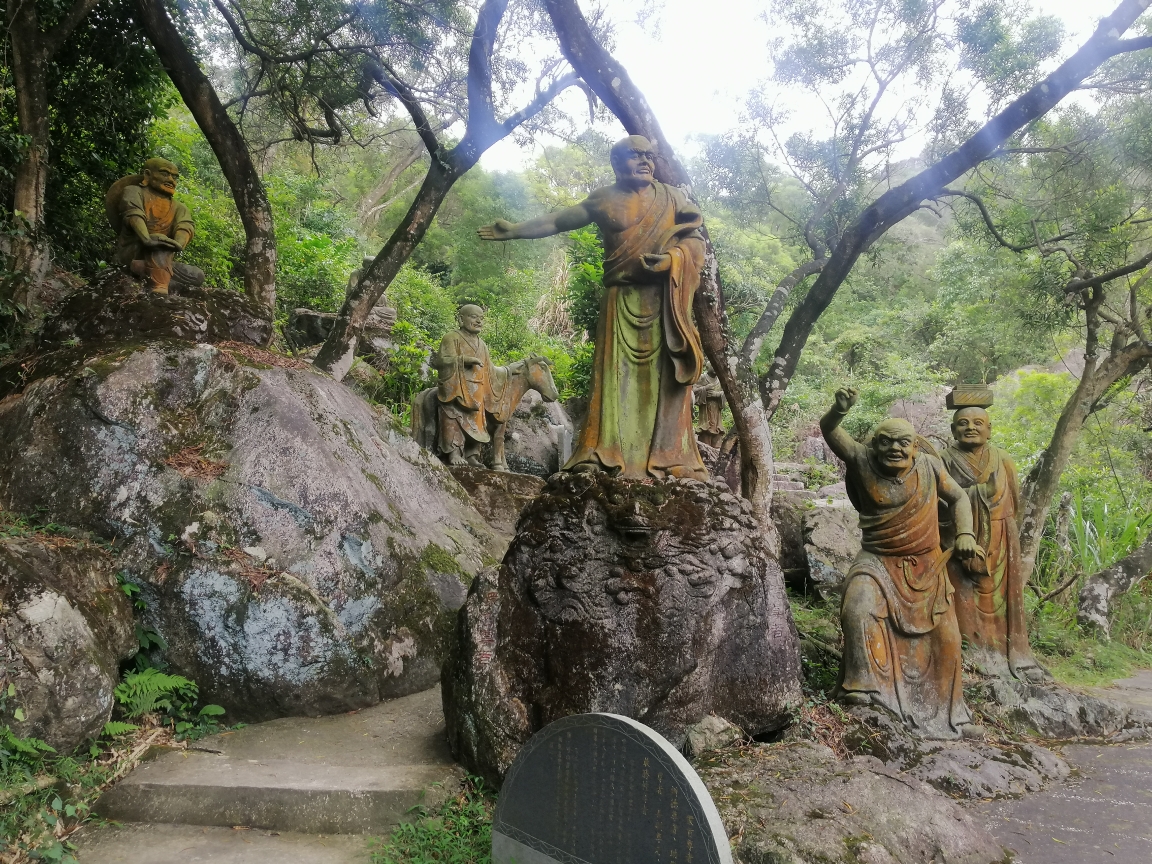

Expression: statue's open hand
xmin=146 ymin=234 xmax=181 ymax=250
xmin=954 ymin=533 xmax=984 ymax=561
xmin=640 ymin=252 xmax=672 ymax=273
xmin=833 ymin=387 xmax=858 ymax=413
xmin=477 ymin=220 xmax=514 ymax=241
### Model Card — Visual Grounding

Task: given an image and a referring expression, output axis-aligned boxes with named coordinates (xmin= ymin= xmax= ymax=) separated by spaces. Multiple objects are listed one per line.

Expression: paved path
xmin=976 ymin=671 xmax=1152 ymax=864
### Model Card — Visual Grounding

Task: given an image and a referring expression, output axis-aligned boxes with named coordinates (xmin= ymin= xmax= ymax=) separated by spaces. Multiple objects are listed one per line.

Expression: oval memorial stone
xmin=492 ymin=713 xmax=732 ymax=864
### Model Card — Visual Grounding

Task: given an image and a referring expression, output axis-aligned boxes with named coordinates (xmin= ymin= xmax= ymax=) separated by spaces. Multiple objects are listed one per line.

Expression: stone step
xmin=91 ymin=686 xmax=460 ymax=836
xmin=75 ymin=823 xmax=368 ymax=864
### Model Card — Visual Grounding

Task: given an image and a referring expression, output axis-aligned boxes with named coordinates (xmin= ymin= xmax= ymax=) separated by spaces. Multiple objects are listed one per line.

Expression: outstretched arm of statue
xmin=938 ymin=468 xmax=981 ymax=560
xmin=477 ymin=201 xmax=593 ymax=241
xmin=819 ymin=387 xmax=862 ymax=462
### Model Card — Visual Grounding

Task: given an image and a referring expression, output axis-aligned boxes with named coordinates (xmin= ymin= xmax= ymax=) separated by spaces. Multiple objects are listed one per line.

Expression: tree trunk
xmin=1078 ymin=534 xmax=1152 ymax=636
xmin=314 ymin=163 xmax=456 ymax=378
xmin=5 ymin=5 xmax=54 ymax=298
xmin=134 ymin=0 xmax=278 ymax=321
xmin=543 ymin=0 xmax=776 ymax=523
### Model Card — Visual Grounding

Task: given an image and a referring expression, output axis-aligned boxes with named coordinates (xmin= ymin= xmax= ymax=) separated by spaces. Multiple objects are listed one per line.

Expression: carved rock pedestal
xmin=443 ymin=472 xmax=803 ymax=784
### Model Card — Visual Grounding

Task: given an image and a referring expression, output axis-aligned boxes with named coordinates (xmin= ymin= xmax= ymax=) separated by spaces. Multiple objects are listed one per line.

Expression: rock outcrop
xmin=442 ymin=472 xmax=803 ymax=784
xmin=447 ymin=467 xmax=544 ymax=536
xmin=978 ymin=678 xmax=1152 ymax=740
xmin=801 ymin=500 xmax=860 ymax=598
xmin=0 ymin=536 xmax=136 ymax=750
xmin=699 ymin=741 xmax=1008 ymax=864
xmin=491 ymin=390 xmax=573 ymax=477
xmin=0 ymin=320 xmax=505 ymax=721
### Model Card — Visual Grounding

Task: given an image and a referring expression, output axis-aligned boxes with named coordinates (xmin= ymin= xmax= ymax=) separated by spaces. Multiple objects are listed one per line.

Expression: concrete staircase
xmin=74 ymin=687 xmax=461 ymax=863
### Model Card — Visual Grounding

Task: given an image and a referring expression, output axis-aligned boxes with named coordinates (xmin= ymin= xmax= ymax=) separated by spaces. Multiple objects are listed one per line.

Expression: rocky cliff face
xmin=0 ymin=289 xmax=507 ymax=721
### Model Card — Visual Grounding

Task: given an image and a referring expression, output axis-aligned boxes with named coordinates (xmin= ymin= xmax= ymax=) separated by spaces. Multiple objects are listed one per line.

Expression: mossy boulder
xmin=0 ymin=338 xmax=505 ymax=721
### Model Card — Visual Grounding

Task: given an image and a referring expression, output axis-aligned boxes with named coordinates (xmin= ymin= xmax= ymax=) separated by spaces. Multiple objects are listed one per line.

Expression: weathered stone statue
xmin=942 ymin=404 xmax=1048 ymax=682
xmin=821 ymin=387 xmax=980 ymax=739
xmin=694 ymin=368 xmax=725 ymax=448
xmin=478 ymin=136 xmax=708 ymax=480
xmin=433 ymin=304 xmax=497 ymax=467
xmin=411 ymin=304 xmax=559 ymax=472
xmin=105 ymin=158 xmax=205 ymax=295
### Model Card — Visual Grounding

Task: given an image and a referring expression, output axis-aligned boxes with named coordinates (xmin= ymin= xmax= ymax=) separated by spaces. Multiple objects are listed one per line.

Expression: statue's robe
xmin=114 ymin=182 xmax=202 ymax=290
xmin=564 ymin=182 xmax=708 ymax=479
xmin=435 ymin=330 xmax=507 ymax=453
xmin=837 ymin=447 xmax=972 ymax=739
xmin=941 ymin=443 xmax=1041 ymax=679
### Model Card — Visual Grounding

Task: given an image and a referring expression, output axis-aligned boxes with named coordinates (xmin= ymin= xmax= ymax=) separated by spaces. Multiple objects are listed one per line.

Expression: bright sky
xmin=481 ymin=0 xmax=1113 ymax=172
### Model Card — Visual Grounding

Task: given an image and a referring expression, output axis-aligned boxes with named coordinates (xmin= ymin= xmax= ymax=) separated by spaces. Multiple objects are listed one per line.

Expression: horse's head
xmin=526 ymin=354 xmax=559 ymax=402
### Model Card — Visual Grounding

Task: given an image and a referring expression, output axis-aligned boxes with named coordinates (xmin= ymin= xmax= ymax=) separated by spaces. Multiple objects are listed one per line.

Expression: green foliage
xmin=0 ymin=0 xmax=175 ymax=274
xmin=113 ymin=669 xmax=226 ymax=741
xmin=369 ymin=777 xmax=494 ymax=864
xmin=565 ymin=226 xmax=604 ymax=341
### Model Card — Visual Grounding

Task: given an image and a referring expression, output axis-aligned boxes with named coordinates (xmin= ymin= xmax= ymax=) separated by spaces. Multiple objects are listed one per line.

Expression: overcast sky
xmin=481 ymin=0 xmax=1114 ymax=172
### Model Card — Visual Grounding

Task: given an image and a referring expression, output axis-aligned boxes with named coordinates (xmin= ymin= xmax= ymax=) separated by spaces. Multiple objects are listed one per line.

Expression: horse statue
xmin=411 ymin=353 xmax=559 ymax=472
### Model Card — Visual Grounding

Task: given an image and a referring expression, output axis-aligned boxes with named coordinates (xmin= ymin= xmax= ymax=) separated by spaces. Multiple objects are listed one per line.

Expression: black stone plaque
xmin=492 ymin=713 xmax=731 ymax=864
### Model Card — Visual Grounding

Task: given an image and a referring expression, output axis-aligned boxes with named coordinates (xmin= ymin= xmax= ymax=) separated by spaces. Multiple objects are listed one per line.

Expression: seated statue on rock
xmin=105 ymin=157 xmax=205 ymax=295
xmin=411 ymin=304 xmax=559 ymax=472
xmin=479 ymin=135 xmax=708 ymax=480
xmin=942 ymin=400 xmax=1049 ymax=682
xmin=821 ymin=387 xmax=981 ymax=739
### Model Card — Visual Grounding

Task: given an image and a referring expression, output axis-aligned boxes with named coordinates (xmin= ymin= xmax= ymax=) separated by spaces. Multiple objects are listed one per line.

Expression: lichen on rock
xmin=0 ymin=333 xmax=506 ymax=721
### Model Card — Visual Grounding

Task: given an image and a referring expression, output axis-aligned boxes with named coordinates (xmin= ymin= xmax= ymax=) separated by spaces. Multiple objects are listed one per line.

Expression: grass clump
xmin=370 ymin=777 xmax=494 ymax=864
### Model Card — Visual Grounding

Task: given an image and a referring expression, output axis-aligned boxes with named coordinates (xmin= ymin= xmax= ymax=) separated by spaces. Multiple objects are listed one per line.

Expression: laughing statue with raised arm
xmin=478 ymin=135 xmax=708 ymax=480
xmin=821 ymin=387 xmax=980 ymax=739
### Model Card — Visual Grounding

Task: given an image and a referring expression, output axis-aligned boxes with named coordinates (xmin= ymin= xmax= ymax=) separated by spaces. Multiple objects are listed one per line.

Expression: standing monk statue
xmin=942 ymin=406 xmax=1048 ymax=682
xmin=434 ymin=304 xmax=497 ymax=467
xmin=106 ymin=157 xmax=205 ymax=295
xmin=821 ymin=388 xmax=981 ymax=739
xmin=478 ymin=136 xmax=708 ymax=480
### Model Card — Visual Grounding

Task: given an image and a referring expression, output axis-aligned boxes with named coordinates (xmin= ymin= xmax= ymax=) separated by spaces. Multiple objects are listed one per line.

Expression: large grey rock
xmin=491 ymin=390 xmax=573 ymax=477
xmin=0 ymin=340 xmax=504 ymax=721
xmin=802 ymin=501 xmax=860 ymax=597
xmin=979 ymin=678 xmax=1152 ymax=740
xmin=442 ymin=472 xmax=803 ymax=785
xmin=447 ymin=466 xmax=543 ymax=537
xmin=0 ymin=536 xmax=136 ymax=750
xmin=698 ymin=741 xmax=1007 ymax=864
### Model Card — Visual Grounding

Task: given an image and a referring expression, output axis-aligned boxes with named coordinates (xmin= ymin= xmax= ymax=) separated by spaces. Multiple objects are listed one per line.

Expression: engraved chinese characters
xmin=492 ymin=713 xmax=731 ymax=864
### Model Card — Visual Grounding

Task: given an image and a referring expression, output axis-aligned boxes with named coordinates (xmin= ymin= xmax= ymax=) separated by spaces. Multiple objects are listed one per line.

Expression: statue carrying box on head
xmin=106 ymin=157 xmax=205 ymax=295
xmin=941 ymin=386 xmax=1049 ymax=682
xmin=478 ymin=135 xmax=708 ymax=480
xmin=821 ymin=387 xmax=981 ymax=739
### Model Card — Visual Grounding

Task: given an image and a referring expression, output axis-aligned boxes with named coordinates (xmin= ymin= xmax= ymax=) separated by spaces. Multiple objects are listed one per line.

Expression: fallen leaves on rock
xmin=217 ymin=341 xmax=309 ymax=370
xmin=223 ymin=547 xmax=274 ymax=590
xmin=164 ymin=445 xmax=228 ymax=480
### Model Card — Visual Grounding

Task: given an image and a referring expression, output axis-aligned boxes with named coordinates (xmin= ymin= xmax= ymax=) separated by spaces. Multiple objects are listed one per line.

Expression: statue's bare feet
xmin=466 ymin=454 xmax=484 ymax=468
xmin=444 ymin=449 xmax=468 ymax=466
xmin=491 ymin=461 xmax=510 ymax=473
xmin=840 ymin=691 xmax=872 ymax=707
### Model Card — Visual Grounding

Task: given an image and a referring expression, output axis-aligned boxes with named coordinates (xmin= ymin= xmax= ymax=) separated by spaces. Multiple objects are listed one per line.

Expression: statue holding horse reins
xmin=411 ymin=305 xmax=559 ymax=472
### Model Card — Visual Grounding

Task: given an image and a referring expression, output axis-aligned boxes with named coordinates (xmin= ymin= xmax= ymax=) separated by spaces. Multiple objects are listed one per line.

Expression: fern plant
xmin=113 ymin=669 xmax=226 ymax=740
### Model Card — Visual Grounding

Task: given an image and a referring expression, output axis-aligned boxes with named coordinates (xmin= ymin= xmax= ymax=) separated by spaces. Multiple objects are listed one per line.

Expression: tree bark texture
xmin=134 ymin=0 xmax=278 ymax=321
xmin=4 ymin=0 xmax=102 ymax=298
xmin=1078 ymin=534 xmax=1152 ymax=636
xmin=543 ymin=0 xmax=775 ymax=524
xmin=760 ymin=0 xmax=1152 ymax=417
